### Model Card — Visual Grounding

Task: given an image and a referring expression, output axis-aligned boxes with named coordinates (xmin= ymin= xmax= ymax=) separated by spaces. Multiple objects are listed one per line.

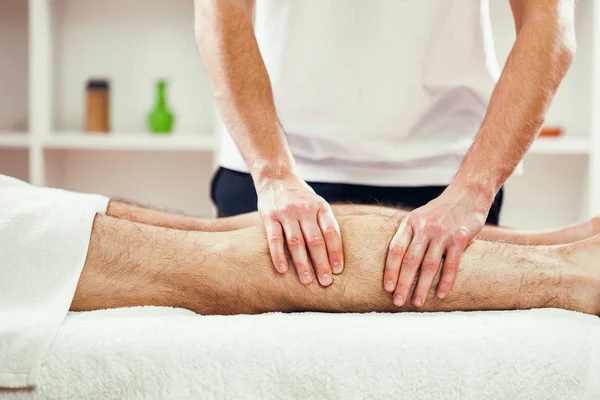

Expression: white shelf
xmin=0 ymin=132 xmax=590 ymax=156
xmin=43 ymin=132 xmax=217 ymax=151
xmin=0 ymin=132 xmax=29 ymax=148
xmin=528 ymin=137 xmax=590 ymax=155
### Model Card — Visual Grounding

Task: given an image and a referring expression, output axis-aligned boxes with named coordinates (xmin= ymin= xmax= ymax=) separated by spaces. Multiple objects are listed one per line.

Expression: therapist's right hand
xmin=257 ymin=174 xmax=343 ymax=287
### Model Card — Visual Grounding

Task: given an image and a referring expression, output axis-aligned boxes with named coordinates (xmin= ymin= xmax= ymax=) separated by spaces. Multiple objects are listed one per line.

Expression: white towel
xmin=0 ymin=175 xmax=108 ymax=388
xmin=2 ymin=307 xmax=598 ymax=400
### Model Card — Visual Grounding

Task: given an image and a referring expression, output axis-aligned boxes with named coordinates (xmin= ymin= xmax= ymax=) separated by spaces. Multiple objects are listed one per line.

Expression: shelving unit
xmin=527 ymin=137 xmax=590 ymax=155
xmin=30 ymin=0 xmax=215 ymax=216
xmin=0 ymin=0 xmax=598 ymax=227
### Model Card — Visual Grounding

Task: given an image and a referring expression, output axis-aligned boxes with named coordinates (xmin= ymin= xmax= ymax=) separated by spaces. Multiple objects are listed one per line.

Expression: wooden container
xmin=85 ymin=79 xmax=110 ymax=133
xmin=538 ymin=126 xmax=562 ymax=137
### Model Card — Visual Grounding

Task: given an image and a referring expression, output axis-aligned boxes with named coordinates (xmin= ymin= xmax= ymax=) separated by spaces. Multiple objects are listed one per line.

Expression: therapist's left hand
xmin=383 ymin=184 xmax=491 ymax=308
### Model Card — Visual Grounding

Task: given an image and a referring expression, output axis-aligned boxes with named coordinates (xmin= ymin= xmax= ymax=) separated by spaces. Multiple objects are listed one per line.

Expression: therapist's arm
xmin=194 ymin=0 xmax=343 ymax=287
xmin=384 ymin=0 xmax=575 ymax=307
xmin=455 ymin=0 xmax=576 ymax=201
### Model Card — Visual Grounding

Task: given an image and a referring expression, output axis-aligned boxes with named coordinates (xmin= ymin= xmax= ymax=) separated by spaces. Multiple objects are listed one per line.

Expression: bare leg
xmin=72 ymin=213 xmax=600 ymax=316
xmin=105 ymin=201 xmax=407 ymax=232
xmin=477 ymin=221 xmax=600 ymax=246
xmin=105 ymin=200 xmax=258 ymax=232
xmin=107 ymin=200 xmax=600 ymax=246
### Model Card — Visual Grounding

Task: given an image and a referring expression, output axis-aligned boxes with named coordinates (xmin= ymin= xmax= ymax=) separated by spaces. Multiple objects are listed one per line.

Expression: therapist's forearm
xmin=194 ymin=0 xmax=295 ymax=186
xmin=453 ymin=4 xmax=575 ymax=203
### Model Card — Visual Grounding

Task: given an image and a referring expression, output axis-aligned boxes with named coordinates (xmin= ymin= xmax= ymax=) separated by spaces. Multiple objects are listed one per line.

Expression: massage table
xmin=1 ymin=307 xmax=599 ymax=399
xmin=0 ymin=175 xmax=599 ymax=399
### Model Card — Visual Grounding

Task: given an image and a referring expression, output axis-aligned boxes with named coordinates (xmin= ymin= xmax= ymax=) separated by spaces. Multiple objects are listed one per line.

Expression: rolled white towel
xmin=0 ymin=176 xmax=108 ymax=388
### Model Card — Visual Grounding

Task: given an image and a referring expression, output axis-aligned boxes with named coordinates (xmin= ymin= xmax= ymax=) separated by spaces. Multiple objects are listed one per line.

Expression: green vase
xmin=148 ymin=80 xmax=174 ymax=134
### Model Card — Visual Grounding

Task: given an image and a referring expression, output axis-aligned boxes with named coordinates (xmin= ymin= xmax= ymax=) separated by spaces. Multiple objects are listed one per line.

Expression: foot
xmin=561 ymin=235 xmax=600 ymax=316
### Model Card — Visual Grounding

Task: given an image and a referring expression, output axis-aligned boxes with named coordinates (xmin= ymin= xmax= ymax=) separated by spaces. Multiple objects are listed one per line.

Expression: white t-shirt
xmin=218 ymin=0 xmax=502 ymax=186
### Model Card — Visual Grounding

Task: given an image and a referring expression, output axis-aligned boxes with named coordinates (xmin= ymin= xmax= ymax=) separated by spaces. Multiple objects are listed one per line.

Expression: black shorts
xmin=211 ymin=167 xmax=504 ymax=226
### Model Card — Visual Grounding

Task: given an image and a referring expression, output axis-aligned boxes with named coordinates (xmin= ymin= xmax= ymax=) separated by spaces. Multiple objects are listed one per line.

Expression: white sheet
xmin=0 ymin=175 xmax=108 ymax=388
xmin=2 ymin=307 xmax=599 ymax=400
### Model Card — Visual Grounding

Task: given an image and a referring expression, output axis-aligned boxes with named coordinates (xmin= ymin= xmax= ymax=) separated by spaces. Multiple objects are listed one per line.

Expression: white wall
xmin=45 ymin=149 xmax=214 ymax=216
xmin=0 ymin=149 xmax=28 ymax=181
xmin=0 ymin=0 xmax=28 ymax=131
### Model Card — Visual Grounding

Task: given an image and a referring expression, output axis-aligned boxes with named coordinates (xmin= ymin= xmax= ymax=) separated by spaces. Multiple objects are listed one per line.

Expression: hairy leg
xmin=107 ymin=200 xmax=600 ymax=245
xmin=72 ymin=213 xmax=600 ymax=316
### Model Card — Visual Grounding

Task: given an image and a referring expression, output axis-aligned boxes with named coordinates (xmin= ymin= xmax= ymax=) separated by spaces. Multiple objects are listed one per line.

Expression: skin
xmin=388 ymin=0 xmax=576 ymax=308
xmin=194 ymin=0 xmax=576 ymax=307
xmin=194 ymin=0 xmax=343 ymax=287
xmin=73 ymin=202 xmax=600 ymax=318
xmin=107 ymin=200 xmax=600 ymax=247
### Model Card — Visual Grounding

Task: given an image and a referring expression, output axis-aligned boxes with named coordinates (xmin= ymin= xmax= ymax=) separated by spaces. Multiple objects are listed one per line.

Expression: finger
xmin=393 ymin=233 xmax=427 ymax=307
xmin=300 ymin=219 xmax=333 ymax=287
xmin=436 ymin=244 xmax=463 ymax=299
xmin=412 ymin=239 xmax=446 ymax=307
xmin=317 ymin=207 xmax=343 ymax=275
xmin=282 ymin=220 xmax=313 ymax=285
xmin=383 ymin=219 xmax=412 ymax=293
xmin=265 ymin=219 xmax=288 ymax=274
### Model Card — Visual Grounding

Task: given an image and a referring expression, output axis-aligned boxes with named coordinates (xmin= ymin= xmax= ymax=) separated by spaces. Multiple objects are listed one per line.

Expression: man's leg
xmin=106 ymin=200 xmax=259 ymax=232
xmin=71 ymin=213 xmax=600 ymax=316
xmin=107 ymin=200 xmax=600 ymax=246
xmin=105 ymin=201 xmax=399 ymax=231
xmin=476 ymin=220 xmax=600 ymax=246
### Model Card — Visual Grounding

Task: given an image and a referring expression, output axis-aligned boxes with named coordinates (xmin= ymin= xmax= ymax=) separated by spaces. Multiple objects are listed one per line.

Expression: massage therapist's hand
xmin=384 ymin=184 xmax=490 ymax=307
xmin=257 ymin=174 xmax=343 ymax=287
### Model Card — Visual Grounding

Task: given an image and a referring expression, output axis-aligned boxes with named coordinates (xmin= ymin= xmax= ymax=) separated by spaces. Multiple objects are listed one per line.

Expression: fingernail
xmin=301 ymin=272 xmax=313 ymax=284
xmin=320 ymin=274 xmax=333 ymax=286
xmin=437 ymin=292 xmax=446 ymax=299
xmin=384 ymin=281 xmax=395 ymax=292
xmin=393 ymin=295 xmax=404 ymax=307
xmin=413 ymin=297 xmax=423 ymax=307
xmin=279 ymin=263 xmax=288 ymax=273
xmin=332 ymin=263 xmax=343 ymax=274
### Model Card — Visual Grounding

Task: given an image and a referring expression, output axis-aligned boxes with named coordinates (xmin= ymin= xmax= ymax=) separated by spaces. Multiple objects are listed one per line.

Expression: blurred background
xmin=0 ymin=0 xmax=598 ymax=229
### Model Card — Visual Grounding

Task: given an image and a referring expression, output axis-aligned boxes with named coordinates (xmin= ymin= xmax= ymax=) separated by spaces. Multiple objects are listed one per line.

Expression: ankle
xmin=556 ymin=241 xmax=600 ymax=315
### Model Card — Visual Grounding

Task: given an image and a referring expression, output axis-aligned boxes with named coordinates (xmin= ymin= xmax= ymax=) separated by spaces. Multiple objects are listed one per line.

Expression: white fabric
xmin=0 ymin=176 xmax=109 ymax=388
xmin=219 ymin=0 xmax=506 ymax=186
xmin=2 ymin=307 xmax=598 ymax=399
